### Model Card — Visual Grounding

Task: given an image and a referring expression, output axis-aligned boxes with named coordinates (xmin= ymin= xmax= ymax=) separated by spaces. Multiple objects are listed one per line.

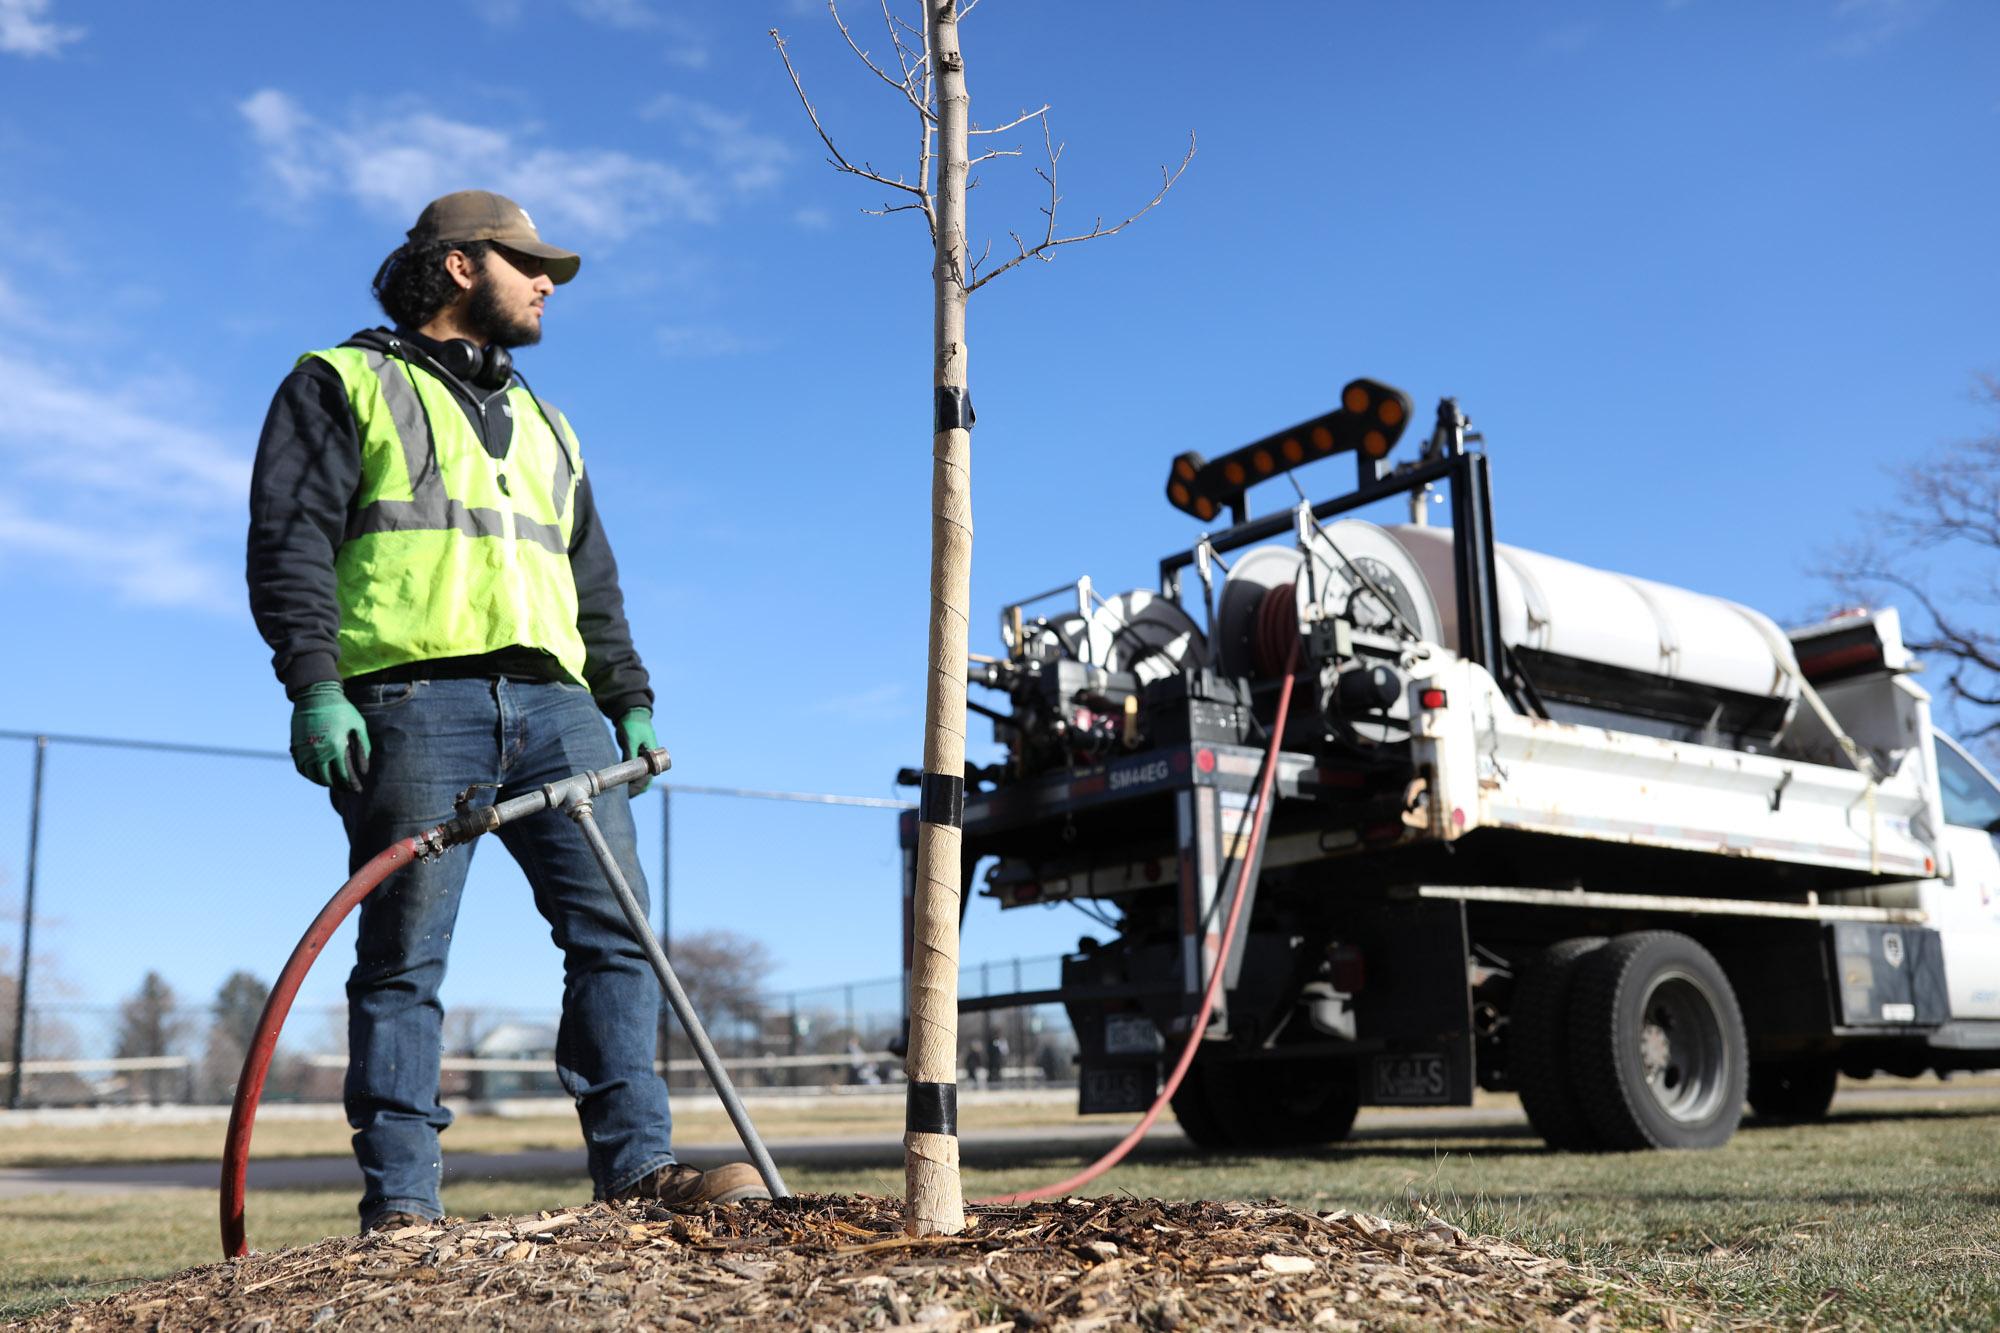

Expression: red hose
xmin=979 ymin=638 xmax=1300 ymax=1204
xmin=220 ymin=836 xmax=427 ymax=1258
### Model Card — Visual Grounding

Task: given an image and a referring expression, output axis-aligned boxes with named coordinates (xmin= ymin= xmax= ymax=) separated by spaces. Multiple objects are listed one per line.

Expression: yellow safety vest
xmin=303 ymin=342 xmax=588 ymax=683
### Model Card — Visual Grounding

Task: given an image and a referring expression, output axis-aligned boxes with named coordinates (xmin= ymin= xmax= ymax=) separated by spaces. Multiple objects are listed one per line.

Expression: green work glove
xmin=289 ymin=681 xmax=371 ymax=792
xmin=616 ymin=707 xmax=661 ymax=795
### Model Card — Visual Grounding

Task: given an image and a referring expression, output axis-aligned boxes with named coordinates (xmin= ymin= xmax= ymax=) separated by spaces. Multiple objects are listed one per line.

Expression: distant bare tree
xmin=442 ymin=1006 xmax=506 ymax=1057
xmin=116 ymin=971 xmax=191 ymax=1103
xmin=1827 ymin=377 xmax=2000 ymax=751
xmin=668 ymin=929 xmax=774 ymax=1036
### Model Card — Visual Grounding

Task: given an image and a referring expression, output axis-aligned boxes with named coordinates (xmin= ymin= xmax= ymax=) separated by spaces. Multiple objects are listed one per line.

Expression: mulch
xmin=20 ymin=1195 xmax=1660 ymax=1331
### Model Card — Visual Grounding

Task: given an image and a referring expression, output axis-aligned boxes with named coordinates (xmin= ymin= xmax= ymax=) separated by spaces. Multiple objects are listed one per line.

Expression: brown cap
xmin=407 ymin=189 xmax=581 ymax=285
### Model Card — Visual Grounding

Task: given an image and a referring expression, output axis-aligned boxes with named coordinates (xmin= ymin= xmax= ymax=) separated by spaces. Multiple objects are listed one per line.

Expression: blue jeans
xmin=333 ymin=676 xmax=673 ymax=1228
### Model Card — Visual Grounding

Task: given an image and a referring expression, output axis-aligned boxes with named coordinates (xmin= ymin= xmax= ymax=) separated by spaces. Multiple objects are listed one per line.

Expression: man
xmin=247 ymin=189 xmax=765 ymax=1232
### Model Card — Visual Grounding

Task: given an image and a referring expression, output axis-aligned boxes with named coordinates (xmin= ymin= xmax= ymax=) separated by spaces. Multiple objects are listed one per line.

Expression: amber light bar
xmin=1164 ymin=377 xmax=1414 ymax=523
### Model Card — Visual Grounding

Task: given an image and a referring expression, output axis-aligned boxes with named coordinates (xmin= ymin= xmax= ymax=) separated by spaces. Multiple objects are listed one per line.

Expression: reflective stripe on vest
xmin=304 ymin=343 xmax=588 ymax=683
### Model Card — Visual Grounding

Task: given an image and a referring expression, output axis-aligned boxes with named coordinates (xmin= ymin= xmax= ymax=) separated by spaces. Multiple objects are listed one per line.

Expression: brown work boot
xmin=610 ymin=1161 xmax=770 ymax=1208
xmin=362 ymin=1210 xmax=433 ymax=1235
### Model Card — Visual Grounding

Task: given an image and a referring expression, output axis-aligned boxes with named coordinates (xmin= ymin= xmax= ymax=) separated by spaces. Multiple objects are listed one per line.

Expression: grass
xmin=0 ymin=1092 xmax=1121 ymax=1168
xmin=5 ymin=1089 xmax=1998 ymax=1328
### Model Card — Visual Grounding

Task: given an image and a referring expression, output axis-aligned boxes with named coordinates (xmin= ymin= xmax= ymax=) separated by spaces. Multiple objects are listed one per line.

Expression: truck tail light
xmin=1419 ymin=687 xmax=1448 ymax=710
xmin=1329 ymin=945 xmax=1366 ymax=993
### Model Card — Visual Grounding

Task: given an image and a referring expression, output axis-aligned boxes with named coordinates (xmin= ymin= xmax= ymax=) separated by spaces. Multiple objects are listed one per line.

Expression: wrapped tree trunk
xmin=904 ymin=0 xmax=971 ymax=1240
xmin=771 ymin=0 xmax=1190 ymax=1238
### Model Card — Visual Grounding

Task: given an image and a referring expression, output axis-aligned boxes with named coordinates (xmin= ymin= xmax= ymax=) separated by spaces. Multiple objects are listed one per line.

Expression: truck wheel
xmin=1568 ymin=931 xmax=1747 ymax=1151
xmin=1207 ymin=1056 xmax=1360 ymax=1148
xmin=1510 ymin=937 xmax=1608 ymax=1150
xmin=1748 ymin=1056 xmax=1838 ymax=1122
xmin=1168 ymin=1060 xmax=1232 ymax=1150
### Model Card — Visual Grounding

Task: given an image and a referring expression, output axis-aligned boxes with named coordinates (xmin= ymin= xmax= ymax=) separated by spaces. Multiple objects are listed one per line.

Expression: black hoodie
xmin=245 ymin=327 xmax=654 ymax=720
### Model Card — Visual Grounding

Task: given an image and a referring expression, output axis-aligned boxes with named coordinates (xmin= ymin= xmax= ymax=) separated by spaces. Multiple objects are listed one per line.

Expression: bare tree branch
xmin=1825 ymin=381 xmax=2000 ymax=750
xmin=771 ymin=28 xmax=930 ymax=202
xmin=830 ymin=0 xmax=934 ymax=121
xmin=967 ymin=126 xmax=1197 ymax=293
xmin=970 ymin=105 xmax=1048 ymax=135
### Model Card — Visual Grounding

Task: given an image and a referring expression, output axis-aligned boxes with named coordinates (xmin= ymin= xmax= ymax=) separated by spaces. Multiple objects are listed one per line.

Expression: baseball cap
xmin=407 ymin=189 xmax=581 ymax=285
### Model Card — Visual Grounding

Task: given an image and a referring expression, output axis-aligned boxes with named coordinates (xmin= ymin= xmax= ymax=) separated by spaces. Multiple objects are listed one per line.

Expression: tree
xmin=200 ymin=971 xmax=271 ymax=1103
xmin=1827 ymin=377 xmax=2000 ymax=751
xmin=115 ymin=970 xmax=190 ymax=1104
xmin=773 ymin=0 xmax=1190 ymax=1238
xmin=669 ymin=929 xmax=774 ymax=1038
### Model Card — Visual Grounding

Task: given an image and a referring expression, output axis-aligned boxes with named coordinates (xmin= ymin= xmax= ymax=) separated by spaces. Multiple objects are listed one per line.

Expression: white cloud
xmin=809 ymin=682 xmax=909 ymax=723
xmin=1828 ymin=0 xmax=1937 ymax=56
xmin=570 ymin=0 xmax=654 ymax=29
xmin=656 ymin=325 xmax=769 ymax=358
xmin=793 ymin=206 xmax=832 ymax=230
xmin=238 ymin=89 xmax=783 ymax=239
xmin=1537 ymin=21 xmax=1596 ymax=55
xmin=0 ymin=499 xmax=236 ymax=611
xmin=0 ymin=0 xmax=81 ymax=57
xmin=641 ymin=93 xmax=792 ymax=193
xmin=0 ymin=329 xmax=249 ymax=611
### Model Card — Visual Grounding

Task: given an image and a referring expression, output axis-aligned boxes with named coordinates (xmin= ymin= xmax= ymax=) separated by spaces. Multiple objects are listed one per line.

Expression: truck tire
xmin=1232 ymin=1057 xmax=1360 ymax=1147
xmin=1168 ymin=1060 xmax=1232 ymax=1150
xmin=1179 ymin=1056 xmax=1360 ymax=1149
xmin=1510 ymin=936 xmax=1608 ymax=1151
xmin=1568 ymin=931 xmax=1747 ymax=1151
xmin=1748 ymin=1055 xmax=1838 ymax=1122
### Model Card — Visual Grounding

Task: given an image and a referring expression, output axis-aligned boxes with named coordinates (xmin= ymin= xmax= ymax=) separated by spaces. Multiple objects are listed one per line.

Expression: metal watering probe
xmin=222 ymin=747 xmax=788 ymax=1259
xmin=429 ymin=749 xmax=791 ymax=1202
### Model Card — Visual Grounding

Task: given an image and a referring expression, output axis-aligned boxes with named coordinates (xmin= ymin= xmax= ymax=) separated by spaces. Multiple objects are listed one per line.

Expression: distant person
xmin=846 ymin=1036 xmax=881 ymax=1086
xmin=964 ymin=1045 xmax=986 ymax=1088
xmin=246 ymin=190 xmax=766 ymax=1233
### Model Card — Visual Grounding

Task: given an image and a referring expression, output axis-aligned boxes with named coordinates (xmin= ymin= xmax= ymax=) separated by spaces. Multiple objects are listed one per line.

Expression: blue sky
xmin=0 ymin=0 xmax=1995 ymax=1021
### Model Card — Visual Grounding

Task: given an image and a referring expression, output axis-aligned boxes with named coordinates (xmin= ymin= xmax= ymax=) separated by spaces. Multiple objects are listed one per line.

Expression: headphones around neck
xmin=430 ymin=338 xmax=514 ymax=391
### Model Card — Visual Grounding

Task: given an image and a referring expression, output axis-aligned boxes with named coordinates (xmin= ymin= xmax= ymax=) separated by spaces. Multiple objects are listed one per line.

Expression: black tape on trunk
xmin=905 ymin=1080 xmax=959 ymax=1137
xmin=919 ymin=771 xmax=964 ymax=828
xmin=934 ymin=385 xmax=975 ymax=434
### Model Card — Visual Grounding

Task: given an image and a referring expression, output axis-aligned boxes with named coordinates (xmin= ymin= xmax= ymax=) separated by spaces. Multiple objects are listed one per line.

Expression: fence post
xmin=787 ymin=992 xmax=800 ymax=1089
xmin=981 ymin=959 xmax=994 ymax=1089
xmin=7 ymin=736 xmax=47 ymax=1111
xmin=657 ymin=786 xmax=672 ymax=1086
xmin=1012 ymin=955 xmax=1025 ymax=1092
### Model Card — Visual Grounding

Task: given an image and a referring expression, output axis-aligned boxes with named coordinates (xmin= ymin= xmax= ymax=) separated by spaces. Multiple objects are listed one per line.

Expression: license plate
xmin=1080 ymin=1064 xmax=1156 ymax=1115
xmin=1104 ymin=1014 xmax=1162 ymax=1056
xmin=1370 ymin=1052 xmax=1450 ymax=1104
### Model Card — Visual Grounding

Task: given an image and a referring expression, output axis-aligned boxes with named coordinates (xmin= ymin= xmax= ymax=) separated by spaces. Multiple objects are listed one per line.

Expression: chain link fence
xmin=0 ymin=730 xmax=1078 ymax=1110
xmin=5 ymin=964 xmax=1074 ymax=1109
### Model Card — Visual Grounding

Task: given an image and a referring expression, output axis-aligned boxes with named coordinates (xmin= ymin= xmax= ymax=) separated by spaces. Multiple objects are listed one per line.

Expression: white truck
xmin=898 ymin=379 xmax=2000 ymax=1151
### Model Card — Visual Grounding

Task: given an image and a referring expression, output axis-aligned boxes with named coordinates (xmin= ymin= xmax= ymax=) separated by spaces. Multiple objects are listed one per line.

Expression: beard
xmin=465 ymin=271 xmax=543 ymax=349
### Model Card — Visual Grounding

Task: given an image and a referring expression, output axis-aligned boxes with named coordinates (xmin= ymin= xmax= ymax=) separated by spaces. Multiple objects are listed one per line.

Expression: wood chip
xmin=1260 ymin=1254 xmax=1316 ymax=1275
xmin=21 ymin=1194 xmax=1670 ymax=1331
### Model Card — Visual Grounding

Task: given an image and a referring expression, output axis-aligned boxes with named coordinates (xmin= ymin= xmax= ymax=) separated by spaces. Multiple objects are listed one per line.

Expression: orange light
xmin=1223 ymin=461 xmax=1246 ymax=485
xmin=1282 ymin=437 xmax=1304 ymax=464
xmin=1174 ymin=457 xmax=1196 ymax=481
xmin=1363 ymin=430 xmax=1388 ymax=457
xmin=1378 ymin=398 xmax=1404 ymax=426
xmin=1311 ymin=424 xmax=1334 ymax=452
xmin=1343 ymin=384 xmax=1370 ymax=414
xmin=1253 ymin=450 xmax=1275 ymax=475
xmin=1194 ymin=496 xmax=1217 ymax=520
xmin=1169 ymin=481 xmax=1190 ymax=506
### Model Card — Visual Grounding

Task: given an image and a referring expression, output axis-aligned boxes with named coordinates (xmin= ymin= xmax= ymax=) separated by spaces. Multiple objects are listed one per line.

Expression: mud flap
xmin=1353 ymin=897 xmax=1475 ymax=1106
xmin=1829 ymin=923 xmax=1949 ymax=1028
